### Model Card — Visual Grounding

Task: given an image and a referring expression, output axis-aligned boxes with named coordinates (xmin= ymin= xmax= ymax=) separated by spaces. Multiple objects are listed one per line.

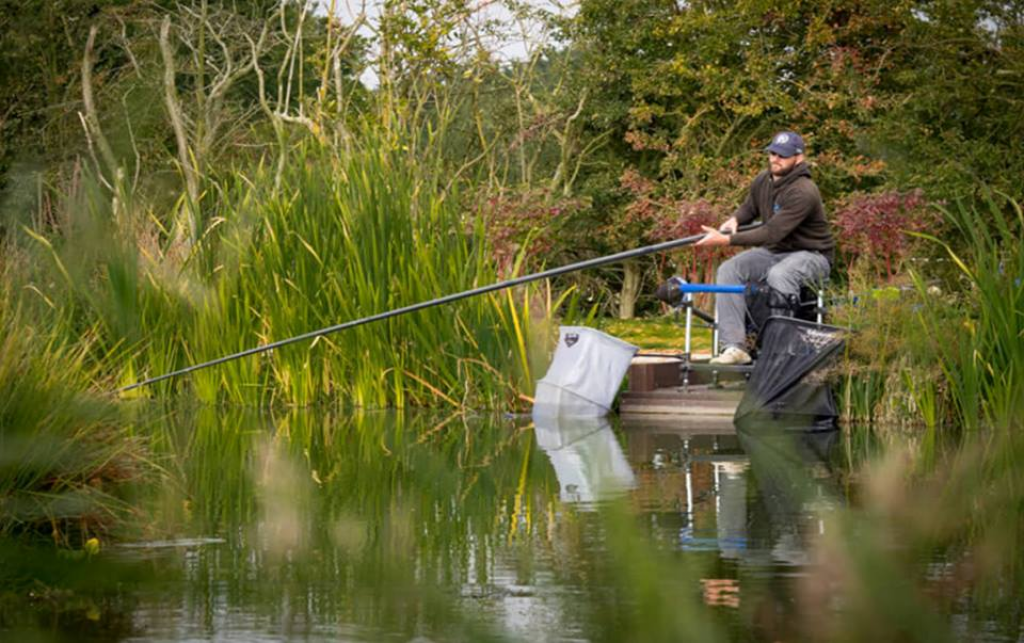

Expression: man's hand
xmin=695 ymin=226 xmax=731 ymax=247
xmin=718 ymin=217 xmax=739 ymax=234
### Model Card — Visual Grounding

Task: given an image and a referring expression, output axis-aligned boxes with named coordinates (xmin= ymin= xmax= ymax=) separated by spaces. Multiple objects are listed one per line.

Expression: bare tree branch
xmin=81 ymin=25 xmax=119 ymax=181
xmin=159 ymin=15 xmax=200 ymax=241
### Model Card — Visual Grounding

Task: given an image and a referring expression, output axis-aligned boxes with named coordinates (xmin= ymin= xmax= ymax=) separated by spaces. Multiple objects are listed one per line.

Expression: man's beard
xmin=771 ymin=162 xmax=796 ymax=178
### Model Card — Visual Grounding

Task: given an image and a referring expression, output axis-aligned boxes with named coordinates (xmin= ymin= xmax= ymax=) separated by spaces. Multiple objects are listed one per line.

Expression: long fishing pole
xmin=119 ymin=223 xmax=762 ymax=392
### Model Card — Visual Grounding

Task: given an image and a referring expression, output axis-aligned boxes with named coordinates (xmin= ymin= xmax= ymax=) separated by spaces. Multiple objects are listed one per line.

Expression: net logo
xmin=799 ymin=328 xmax=838 ymax=350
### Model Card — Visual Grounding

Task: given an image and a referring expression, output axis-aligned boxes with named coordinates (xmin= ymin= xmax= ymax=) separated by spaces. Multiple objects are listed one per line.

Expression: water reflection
xmin=621 ymin=418 xmax=837 ymax=568
xmin=735 ymin=423 xmax=841 ymax=568
xmin=12 ymin=405 xmax=994 ymax=643
xmin=531 ymin=409 xmax=635 ymax=505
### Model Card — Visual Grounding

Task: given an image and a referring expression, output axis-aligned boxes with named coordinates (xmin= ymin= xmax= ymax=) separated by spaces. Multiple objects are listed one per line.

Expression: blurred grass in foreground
xmin=2 ymin=404 xmax=1023 ymax=641
xmin=0 ymin=288 xmax=146 ymax=543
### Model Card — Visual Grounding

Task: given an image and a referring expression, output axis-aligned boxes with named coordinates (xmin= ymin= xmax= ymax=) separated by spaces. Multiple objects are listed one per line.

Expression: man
xmin=695 ymin=131 xmax=834 ymax=365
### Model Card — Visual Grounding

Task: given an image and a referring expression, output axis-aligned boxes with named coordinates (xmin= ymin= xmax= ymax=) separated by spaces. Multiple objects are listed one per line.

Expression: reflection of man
xmin=696 ymin=131 xmax=834 ymax=365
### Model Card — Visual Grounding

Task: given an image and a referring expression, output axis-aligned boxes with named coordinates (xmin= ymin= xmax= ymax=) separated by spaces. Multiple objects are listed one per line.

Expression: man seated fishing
xmin=695 ymin=131 xmax=834 ymax=365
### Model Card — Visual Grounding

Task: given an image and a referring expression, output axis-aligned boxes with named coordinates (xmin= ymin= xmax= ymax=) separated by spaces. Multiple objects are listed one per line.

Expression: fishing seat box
xmin=627 ymin=356 xmax=682 ymax=392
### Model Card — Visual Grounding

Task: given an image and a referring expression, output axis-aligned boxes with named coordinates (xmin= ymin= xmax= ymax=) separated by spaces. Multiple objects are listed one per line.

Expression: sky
xmin=313 ymin=0 xmax=574 ymax=87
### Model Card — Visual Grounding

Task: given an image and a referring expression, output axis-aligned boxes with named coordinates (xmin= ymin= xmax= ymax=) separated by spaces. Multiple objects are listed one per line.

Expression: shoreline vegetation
xmin=1 ymin=2 xmax=1020 ymax=421
xmin=0 ymin=2 xmax=1017 ymax=421
xmin=1 ymin=1 xmax=1022 ymax=639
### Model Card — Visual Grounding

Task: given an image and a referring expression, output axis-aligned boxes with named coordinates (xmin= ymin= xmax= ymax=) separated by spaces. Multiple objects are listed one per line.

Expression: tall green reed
xmin=834 ymin=284 xmax=946 ymax=428
xmin=12 ymin=166 xmax=197 ymax=400
xmin=183 ymin=134 xmax=552 ymax=407
xmin=912 ymin=194 xmax=1024 ymax=429
xmin=13 ymin=132 xmax=557 ymax=409
xmin=832 ymin=195 xmax=1023 ymax=432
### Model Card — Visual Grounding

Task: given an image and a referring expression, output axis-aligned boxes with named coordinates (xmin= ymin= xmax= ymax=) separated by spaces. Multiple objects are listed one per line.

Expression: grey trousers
xmin=715 ymin=248 xmax=830 ymax=349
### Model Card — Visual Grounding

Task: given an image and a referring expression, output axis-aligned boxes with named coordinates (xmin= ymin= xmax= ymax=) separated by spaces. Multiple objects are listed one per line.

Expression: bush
xmin=833 ymin=190 xmax=938 ymax=280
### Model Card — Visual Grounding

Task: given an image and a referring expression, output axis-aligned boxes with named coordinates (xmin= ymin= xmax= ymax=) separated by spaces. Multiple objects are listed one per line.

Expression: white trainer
xmin=709 ymin=346 xmax=752 ymax=366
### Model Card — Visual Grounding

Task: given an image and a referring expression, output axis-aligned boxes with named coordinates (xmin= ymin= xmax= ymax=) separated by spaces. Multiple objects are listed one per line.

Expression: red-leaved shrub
xmin=614 ymin=168 xmax=736 ymax=286
xmin=833 ymin=190 xmax=936 ymax=279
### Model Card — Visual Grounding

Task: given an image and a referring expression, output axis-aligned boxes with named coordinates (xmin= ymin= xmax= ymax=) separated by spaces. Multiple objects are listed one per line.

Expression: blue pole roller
xmin=674 ymin=283 xmax=747 ymax=294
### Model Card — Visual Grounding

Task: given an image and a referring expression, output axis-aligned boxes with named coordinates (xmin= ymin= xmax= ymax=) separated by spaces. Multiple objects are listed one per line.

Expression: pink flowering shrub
xmin=833 ymin=190 xmax=937 ymax=279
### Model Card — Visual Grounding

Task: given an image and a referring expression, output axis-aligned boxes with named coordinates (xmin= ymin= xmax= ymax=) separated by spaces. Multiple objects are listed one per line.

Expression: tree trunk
xmin=619 ymin=260 xmax=641 ymax=320
xmin=159 ymin=17 xmax=200 ymax=246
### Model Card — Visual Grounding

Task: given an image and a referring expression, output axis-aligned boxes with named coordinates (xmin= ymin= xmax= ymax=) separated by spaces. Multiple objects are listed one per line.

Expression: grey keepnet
xmin=533 ymin=326 xmax=639 ymax=417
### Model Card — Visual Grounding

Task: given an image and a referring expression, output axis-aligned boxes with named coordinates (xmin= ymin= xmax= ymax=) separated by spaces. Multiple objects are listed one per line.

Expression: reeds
xmin=832 ymin=194 xmax=1024 ymax=430
xmin=175 ymin=134 xmax=550 ymax=407
xmin=833 ymin=285 xmax=946 ymax=428
xmin=911 ymin=194 xmax=1024 ymax=430
xmin=14 ymin=128 xmax=555 ymax=409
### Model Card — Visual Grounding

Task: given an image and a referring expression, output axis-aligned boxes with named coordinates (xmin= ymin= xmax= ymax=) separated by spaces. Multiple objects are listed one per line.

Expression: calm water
xmin=4 ymin=407 xmax=1019 ymax=642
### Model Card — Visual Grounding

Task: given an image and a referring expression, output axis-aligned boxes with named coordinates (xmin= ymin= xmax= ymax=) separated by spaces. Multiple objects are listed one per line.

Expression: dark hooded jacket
xmin=728 ymin=163 xmax=834 ymax=262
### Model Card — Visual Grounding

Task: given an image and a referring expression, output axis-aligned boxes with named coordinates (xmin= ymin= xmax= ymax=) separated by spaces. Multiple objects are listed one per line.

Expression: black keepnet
xmin=734 ymin=317 xmax=846 ymax=430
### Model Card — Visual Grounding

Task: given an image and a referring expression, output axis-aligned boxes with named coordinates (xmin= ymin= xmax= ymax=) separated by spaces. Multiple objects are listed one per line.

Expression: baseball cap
xmin=765 ymin=131 xmax=805 ymax=158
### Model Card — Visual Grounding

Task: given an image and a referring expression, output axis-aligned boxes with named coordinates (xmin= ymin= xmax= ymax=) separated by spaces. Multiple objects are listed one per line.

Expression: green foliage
xmin=570 ymin=0 xmax=1024 ymax=200
xmin=869 ymin=1 xmax=1024 ymax=200
xmin=0 ymin=288 xmax=145 ymax=542
xmin=833 ymin=284 xmax=948 ymax=426
xmin=557 ymin=0 xmax=1024 ymax=304
xmin=0 ymin=0 xmax=370 ymax=242
xmin=598 ymin=317 xmax=712 ymax=352
xmin=912 ymin=194 xmax=1024 ymax=429
xmin=832 ymin=193 xmax=1024 ymax=429
xmin=3 ymin=0 xmax=1023 ymax=418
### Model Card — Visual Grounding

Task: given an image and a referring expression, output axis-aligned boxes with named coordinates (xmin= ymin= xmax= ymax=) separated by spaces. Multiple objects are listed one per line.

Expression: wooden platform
xmin=620 ymin=354 xmax=748 ymax=417
xmin=620 ymin=384 xmax=744 ymax=417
